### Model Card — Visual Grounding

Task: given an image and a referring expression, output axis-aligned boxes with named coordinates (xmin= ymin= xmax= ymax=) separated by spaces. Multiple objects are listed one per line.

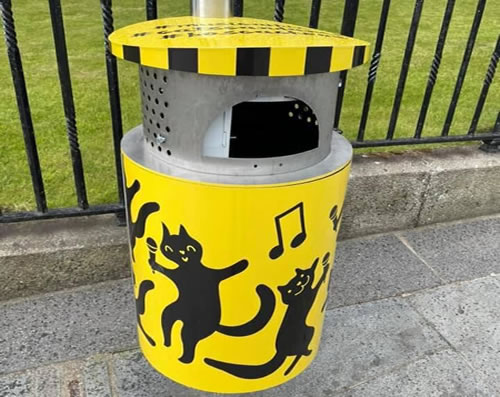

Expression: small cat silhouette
xmin=147 ymin=224 xmax=276 ymax=364
xmin=205 ymin=253 xmax=331 ymax=379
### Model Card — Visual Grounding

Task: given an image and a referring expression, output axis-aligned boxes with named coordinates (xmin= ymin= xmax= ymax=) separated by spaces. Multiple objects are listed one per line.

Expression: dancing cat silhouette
xmin=147 ymin=224 xmax=276 ymax=364
xmin=205 ymin=253 xmax=331 ymax=378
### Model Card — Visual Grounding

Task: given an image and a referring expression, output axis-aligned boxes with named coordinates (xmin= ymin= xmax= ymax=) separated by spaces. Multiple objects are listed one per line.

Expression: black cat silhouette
xmin=205 ymin=253 xmax=331 ymax=379
xmin=136 ymin=280 xmax=156 ymax=346
xmin=147 ymin=224 xmax=276 ymax=364
xmin=125 ymin=179 xmax=159 ymax=261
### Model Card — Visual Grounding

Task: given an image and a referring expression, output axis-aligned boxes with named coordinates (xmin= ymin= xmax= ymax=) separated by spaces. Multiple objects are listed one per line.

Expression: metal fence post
xmin=0 ymin=0 xmax=47 ymax=213
xmin=101 ymin=0 xmax=126 ymax=225
xmin=333 ymin=0 xmax=359 ymax=129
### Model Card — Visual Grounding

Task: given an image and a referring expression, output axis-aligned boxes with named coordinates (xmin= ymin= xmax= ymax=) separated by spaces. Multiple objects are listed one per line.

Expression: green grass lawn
xmin=0 ymin=0 xmax=498 ymax=212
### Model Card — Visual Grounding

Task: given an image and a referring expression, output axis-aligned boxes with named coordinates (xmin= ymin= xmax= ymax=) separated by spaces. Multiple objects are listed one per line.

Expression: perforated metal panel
xmin=140 ymin=67 xmax=173 ymax=156
xmin=138 ymin=66 xmax=340 ymax=176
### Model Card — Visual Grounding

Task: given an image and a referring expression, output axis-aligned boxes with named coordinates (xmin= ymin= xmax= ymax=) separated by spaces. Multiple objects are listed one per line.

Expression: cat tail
xmin=136 ymin=280 xmax=156 ymax=346
xmin=131 ymin=202 xmax=160 ymax=240
xmin=217 ymin=285 xmax=275 ymax=337
xmin=205 ymin=353 xmax=286 ymax=379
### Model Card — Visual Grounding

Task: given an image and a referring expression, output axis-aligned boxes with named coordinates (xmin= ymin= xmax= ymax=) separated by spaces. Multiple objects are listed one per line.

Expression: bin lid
xmin=109 ymin=16 xmax=370 ymax=77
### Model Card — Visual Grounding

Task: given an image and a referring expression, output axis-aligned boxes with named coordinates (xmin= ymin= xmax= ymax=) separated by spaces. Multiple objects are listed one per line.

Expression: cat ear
xmin=277 ymin=286 xmax=285 ymax=293
xmin=311 ymin=257 xmax=319 ymax=271
xmin=179 ymin=225 xmax=189 ymax=238
xmin=162 ymin=223 xmax=170 ymax=236
xmin=295 ymin=269 xmax=301 ymax=275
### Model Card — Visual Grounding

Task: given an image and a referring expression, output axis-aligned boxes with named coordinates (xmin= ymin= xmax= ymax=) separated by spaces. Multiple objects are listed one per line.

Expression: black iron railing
xmin=1 ymin=0 xmax=498 ymax=223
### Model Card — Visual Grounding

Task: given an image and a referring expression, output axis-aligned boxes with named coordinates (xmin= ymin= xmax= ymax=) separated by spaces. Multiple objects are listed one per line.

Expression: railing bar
xmin=352 ymin=132 xmax=500 ymax=148
xmin=386 ymin=0 xmax=424 ymax=140
xmin=333 ymin=0 xmax=359 ymax=128
xmin=0 ymin=0 xmax=47 ymax=213
xmin=234 ymin=0 xmax=244 ymax=17
xmin=48 ymin=0 xmax=88 ymax=210
xmin=309 ymin=0 xmax=323 ymax=29
xmin=441 ymin=0 xmax=486 ymax=136
xmin=414 ymin=0 xmax=456 ymax=138
xmin=146 ymin=0 xmax=158 ymax=20
xmin=100 ymin=0 xmax=125 ymax=210
xmin=274 ymin=0 xmax=286 ymax=22
xmin=467 ymin=35 xmax=500 ymax=135
xmin=0 ymin=204 xmax=124 ymax=224
xmin=356 ymin=0 xmax=391 ymax=141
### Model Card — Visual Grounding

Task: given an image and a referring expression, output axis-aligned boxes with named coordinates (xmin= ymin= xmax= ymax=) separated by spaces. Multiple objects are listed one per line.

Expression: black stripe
xmin=305 ymin=46 xmax=333 ymax=74
xmin=352 ymin=46 xmax=366 ymax=67
xmin=168 ymin=48 xmax=198 ymax=73
xmin=123 ymin=45 xmax=140 ymax=63
xmin=236 ymin=48 xmax=270 ymax=76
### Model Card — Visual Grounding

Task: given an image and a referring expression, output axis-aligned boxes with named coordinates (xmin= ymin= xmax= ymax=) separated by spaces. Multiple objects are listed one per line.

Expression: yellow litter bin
xmin=110 ymin=9 xmax=369 ymax=394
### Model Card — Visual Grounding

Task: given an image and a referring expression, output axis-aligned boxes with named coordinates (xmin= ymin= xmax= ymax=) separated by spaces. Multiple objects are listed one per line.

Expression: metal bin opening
xmin=203 ymin=97 xmax=319 ymax=159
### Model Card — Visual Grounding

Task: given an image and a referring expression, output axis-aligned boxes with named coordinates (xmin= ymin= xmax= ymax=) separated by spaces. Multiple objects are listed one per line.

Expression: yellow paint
xmin=330 ymin=46 xmax=353 ymax=72
xmin=110 ymin=16 xmax=368 ymax=51
xmin=123 ymin=153 xmax=351 ymax=393
xmin=109 ymin=16 xmax=369 ymax=76
xmin=269 ymin=47 xmax=307 ymax=76
xmin=140 ymin=47 xmax=169 ymax=69
xmin=110 ymin=41 xmax=123 ymax=59
xmin=199 ymin=48 xmax=236 ymax=75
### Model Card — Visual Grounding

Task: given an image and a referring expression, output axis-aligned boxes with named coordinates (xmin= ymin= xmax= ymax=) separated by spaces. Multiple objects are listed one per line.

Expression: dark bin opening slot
xmin=203 ymin=98 xmax=319 ymax=159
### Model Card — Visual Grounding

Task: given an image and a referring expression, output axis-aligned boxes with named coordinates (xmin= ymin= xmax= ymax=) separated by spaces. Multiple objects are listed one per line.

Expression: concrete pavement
xmin=0 ymin=215 xmax=498 ymax=396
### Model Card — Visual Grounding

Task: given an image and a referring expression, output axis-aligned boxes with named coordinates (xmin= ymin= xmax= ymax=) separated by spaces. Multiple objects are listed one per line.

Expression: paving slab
xmin=0 ymin=371 xmax=32 ymax=397
xmin=400 ymin=216 xmax=500 ymax=282
xmin=111 ymin=350 xmax=210 ymax=397
xmin=458 ymin=337 xmax=500 ymax=393
xmin=337 ymin=348 xmax=494 ymax=397
xmin=328 ymin=235 xmax=441 ymax=308
xmin=0 ymin=279 xmax=136 ymax=374
xmin=407 ymin=275 xmax=500 ymax=347
xmin=59 ymin=361 xmax=85 ymax=397
xmin=0 ymin=357 xmax=118 ymax=397
xmin=82 ymin=358 xmax=113 ymax=397
xmin=110 ymin=297 xmax=445 ymax=396
xmin=33 ymin=365 xmax=61 ymax=397
xmin=407 ymin=276 xmax=500 ymax=393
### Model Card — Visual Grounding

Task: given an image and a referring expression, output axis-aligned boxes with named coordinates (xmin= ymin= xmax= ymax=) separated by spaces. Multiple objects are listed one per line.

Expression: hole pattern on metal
xmin=141 ymin=66 xmax=173 ymax=157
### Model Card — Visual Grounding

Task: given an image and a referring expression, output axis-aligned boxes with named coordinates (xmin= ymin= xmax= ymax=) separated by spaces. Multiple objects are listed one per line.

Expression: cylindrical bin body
xmin=122 ymin=126 xmax=351 ymax=393
xmin=110 ymin=15 xmax=369 ymax=394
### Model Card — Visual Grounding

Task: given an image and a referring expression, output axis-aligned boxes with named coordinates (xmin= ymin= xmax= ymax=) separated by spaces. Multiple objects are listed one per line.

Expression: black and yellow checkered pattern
xmin=112 ymin=44 xmax=369 ymax=76
xmin=109 ymin=16 xmax=370 ymax=76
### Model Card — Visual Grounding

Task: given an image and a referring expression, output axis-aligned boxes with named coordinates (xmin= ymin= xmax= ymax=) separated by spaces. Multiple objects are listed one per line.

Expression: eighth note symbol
xmin=329 ymin=205 xmax=344 ymax=232
xmin=269 ymin=202 xmax=307 ymax=260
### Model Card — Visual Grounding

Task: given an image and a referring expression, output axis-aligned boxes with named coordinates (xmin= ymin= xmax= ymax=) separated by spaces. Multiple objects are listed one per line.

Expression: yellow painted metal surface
xmin=123 ymin=153 xmax=351 ymax=393
xmin=109 ymin=16 xmax=370 ymax=76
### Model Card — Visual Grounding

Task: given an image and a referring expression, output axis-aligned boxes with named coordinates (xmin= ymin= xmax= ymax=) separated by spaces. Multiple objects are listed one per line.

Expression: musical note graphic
xmin=329 ymin=204 xmax=344 ymax=232
xmin=269 ymin=202 xmax=307 ymax=260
